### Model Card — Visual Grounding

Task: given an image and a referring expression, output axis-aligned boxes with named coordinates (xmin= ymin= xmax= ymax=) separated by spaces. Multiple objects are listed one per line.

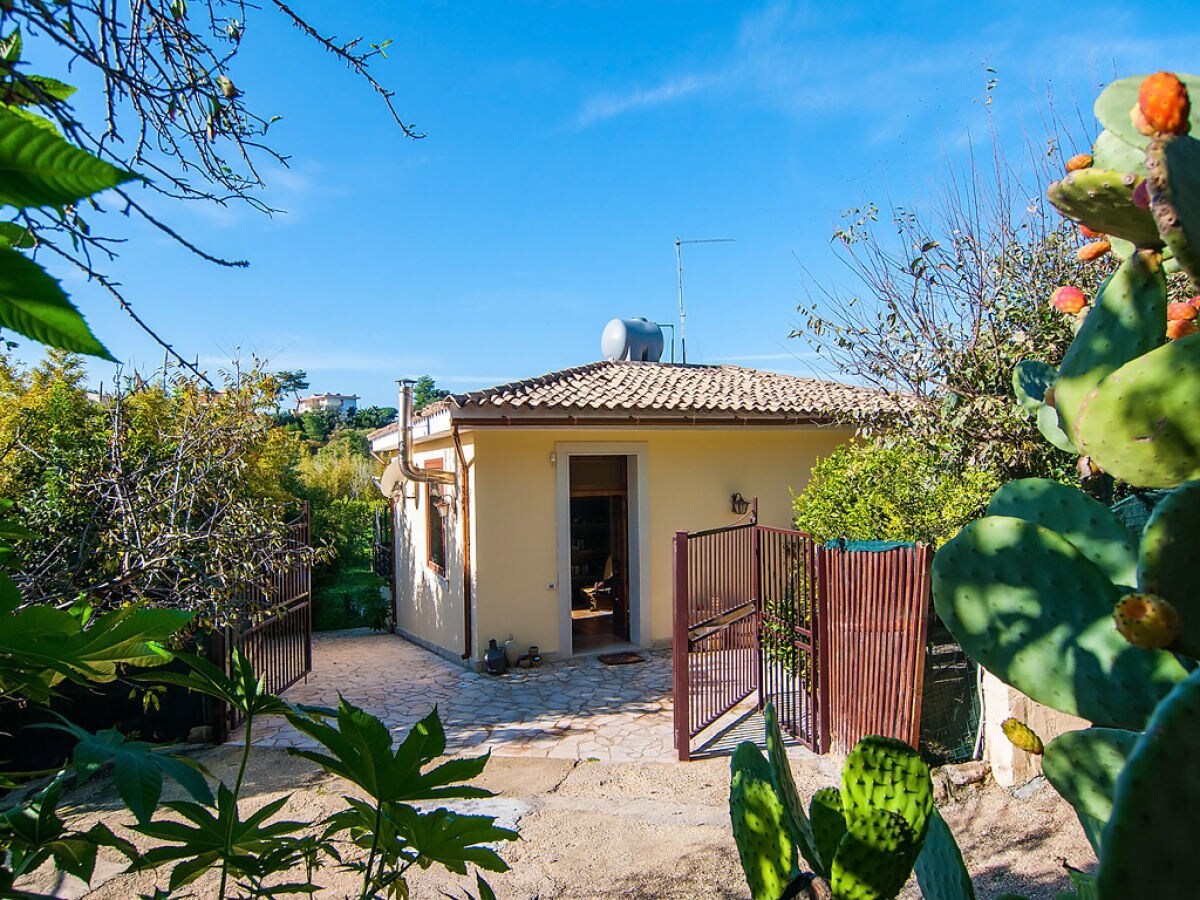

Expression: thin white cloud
xmin=576 ymin=74 xmax=723 ymax=127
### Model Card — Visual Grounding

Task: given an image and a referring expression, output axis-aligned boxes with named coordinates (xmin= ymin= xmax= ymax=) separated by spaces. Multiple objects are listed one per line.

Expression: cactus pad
xmin=809 ymin=787 xmax=846 ymax=881
xmin=985 ymin=478 xmax=1138 ymax=586
xmin=1054 ymin=252 xmax=1167 ymax=440
xmin=1047 ymin=169 xmax=1164 ymax=248
xmin=1145 ymin=134 xmax=1200 ymax=290
xmin=932 ymin=516 xmax=1187 ymax=728
xmin=1093 ymin=73 xmax=1200 ymax=151
xmin=1092 ymin=129 xmax=1147 ymax=177
xmin=1013 ymin=360 xmax=1056 ymax=415
xmin=764 ymin=701 xmax=823 ymax=875
xmin=729 ymin=741 xmax=797 ymax=900
xmin=829 ymin=807 xmax=917 ymax=900
xmin=1097 ymin=668 xmax=1200 ymax=897
xmin=1035 ymin=403 xmax=1077 ymax=454
xmin=1138 ymin=481 xmax=1200 ymax=657
xmin=1074 ymin=332 xmax=1200 ymax=488
xmin=1041 ymin=727 xmax=1138 ymax=855
xmin=913 ymin=808 xmax=976 ymax=900
xmin=841 ymin=735 xmax=933 ymax=848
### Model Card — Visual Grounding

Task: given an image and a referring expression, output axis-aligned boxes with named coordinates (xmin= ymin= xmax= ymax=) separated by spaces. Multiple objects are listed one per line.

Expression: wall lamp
xmin=430 ymin=484 xmax=453 ymax=515
xmin=730 ymin=492 xmax=750 ymax=516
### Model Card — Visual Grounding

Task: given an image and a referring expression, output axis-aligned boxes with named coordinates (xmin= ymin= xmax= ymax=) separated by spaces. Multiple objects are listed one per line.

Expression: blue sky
xmin=23 ymin=1 xmax=1200 ymax=408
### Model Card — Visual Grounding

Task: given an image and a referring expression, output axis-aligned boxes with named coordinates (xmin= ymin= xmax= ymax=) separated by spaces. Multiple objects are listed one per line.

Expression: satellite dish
xmin=379 ymin=458 xmax=403 ymax=497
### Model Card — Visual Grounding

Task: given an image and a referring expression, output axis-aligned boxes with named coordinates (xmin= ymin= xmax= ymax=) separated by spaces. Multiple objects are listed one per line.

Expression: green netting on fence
xmin=1110 ymin=490 xmax=1170 ymax=536
xmin=919 ymin=614 xmax=980 ymax=765
xmin=824 ymin=539 xmax=917 ymax=552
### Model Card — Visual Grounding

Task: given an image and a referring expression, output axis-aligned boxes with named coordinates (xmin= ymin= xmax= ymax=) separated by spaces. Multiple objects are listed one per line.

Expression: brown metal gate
xmin=210 ymin=506 xmax=313 ymax=742
xmin=672 ymin=527 xmax=932 ymax=760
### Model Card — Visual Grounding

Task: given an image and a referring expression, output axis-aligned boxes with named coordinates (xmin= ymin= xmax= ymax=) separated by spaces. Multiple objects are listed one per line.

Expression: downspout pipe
xmin=453 ymin=425 xmax=474 ymax=662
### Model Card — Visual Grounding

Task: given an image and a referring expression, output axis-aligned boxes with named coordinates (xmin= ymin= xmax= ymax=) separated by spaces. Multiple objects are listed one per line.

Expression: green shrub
xmin=793 ymin=438 xmax=1000 ymax=547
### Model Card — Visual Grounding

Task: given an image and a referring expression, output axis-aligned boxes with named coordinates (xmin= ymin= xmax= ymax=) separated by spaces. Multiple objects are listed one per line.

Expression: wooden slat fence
xmin=820 ymin=542 xmax=933 ymax=754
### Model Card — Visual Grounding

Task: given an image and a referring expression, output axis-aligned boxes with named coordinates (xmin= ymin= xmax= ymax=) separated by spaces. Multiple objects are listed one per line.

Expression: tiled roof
xmin=451 ymin=361 xmax=891 ymax=419
xmin=367 ymin=363 xmax=894 ymax=443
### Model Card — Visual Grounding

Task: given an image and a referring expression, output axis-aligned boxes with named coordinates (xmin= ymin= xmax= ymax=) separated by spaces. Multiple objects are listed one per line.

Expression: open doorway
xmin=569 ymin=456 xmax=629 ymax=653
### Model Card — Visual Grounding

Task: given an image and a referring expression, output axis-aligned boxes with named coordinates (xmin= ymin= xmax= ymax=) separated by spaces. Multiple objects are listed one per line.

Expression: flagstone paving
xmin=237 ymin=628 xmax=677 ymax=762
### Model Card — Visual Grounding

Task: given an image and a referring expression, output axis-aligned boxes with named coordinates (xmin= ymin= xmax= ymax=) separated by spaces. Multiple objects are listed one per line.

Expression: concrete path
xmin=239 ymin=629 xmax=678 ymax=762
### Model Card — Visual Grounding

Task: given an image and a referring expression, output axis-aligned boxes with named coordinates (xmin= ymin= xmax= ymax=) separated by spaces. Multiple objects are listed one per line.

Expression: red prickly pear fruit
xmin=1001 ymin=718 xmax=1044 ymax=755
xmin=1065 ymin=153 xmax=1093 ymax=172
xmin=1079 ymin=224 xmax=1105 ymax=239
xmin=1167 ymin=301 xmax=1199 ymax=322
xmin=1136 ymin=72 xmax=1192 ymax=137
xmin=1188 ymin=295 xmax=1200 ymax=310
xmin=1132 ymin=179 xmax=1151 ymax=209
xmin=1167 ymin=319 xmax=1199 ymax=340
xmin=1113 ymin=593 xmax=1180 ymax=649
xmin=1051 ymin=286 xmax=1088 ymax=314
xmin=1077 ymin=240 xmax=1112 ymax=262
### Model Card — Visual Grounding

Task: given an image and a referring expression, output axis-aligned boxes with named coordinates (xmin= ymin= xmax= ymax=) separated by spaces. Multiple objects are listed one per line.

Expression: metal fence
xmin=672 ymin=524 xmax=758 ymax=758
xmin=210 ymin=507 xmax=312 ymax=742
xmin=372 ymin=501 xmax=394 ymax=593
xmin=757 ymin=527 xmax=822 ymax=751
xmin=672 ymin=526 xmax=933 ymax=760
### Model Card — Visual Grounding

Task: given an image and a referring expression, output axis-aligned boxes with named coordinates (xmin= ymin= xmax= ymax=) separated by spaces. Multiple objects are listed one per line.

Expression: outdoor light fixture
xmin=430 ymin=485 xmax=453 ymax=515
xmin=731 ymin=492 xmax=750 ymax=515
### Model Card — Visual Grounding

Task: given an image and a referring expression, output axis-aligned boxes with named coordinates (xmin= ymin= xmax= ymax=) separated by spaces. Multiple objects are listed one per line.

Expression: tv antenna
xmin=675 ymin=236 xmax=734 ymax=364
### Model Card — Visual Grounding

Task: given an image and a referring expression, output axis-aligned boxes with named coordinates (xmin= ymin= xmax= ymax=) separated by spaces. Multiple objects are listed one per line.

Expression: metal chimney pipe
xmin=396 ymin=380 xmax=455 ymax=486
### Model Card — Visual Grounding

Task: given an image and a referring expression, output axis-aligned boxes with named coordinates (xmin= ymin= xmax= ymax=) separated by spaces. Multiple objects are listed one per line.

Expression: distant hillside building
xmin=297 ymin=393 xmax=359 ymax=415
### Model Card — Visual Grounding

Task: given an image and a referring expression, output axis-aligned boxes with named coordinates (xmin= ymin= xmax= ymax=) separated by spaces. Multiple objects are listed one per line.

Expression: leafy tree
xmin=413 ymin=375 xmax=449 ymax=412
xmin=299 ymin=407 xmax=340 ymax=443
xmin=793 ymin=113 xmax=1107 ymax=483
xmin=0 ymin=351 xmax=314 ymax=629
xmin=272 ymin=369 xmax=310 ymax=405
xmin=349 ymin=405 xmax=398 ymax=430
xmin=792 ymin=438 xmax=999 ymax=547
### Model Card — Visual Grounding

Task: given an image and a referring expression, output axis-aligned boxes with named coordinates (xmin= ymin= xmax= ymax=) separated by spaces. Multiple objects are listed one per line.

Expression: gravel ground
xmin=20 ymin=745 xmax=1094 ymax=899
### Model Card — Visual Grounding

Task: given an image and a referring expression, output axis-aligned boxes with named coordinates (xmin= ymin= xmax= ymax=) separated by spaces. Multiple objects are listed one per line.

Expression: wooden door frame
xmin=554 ymin=442 xmax=649 ymax=656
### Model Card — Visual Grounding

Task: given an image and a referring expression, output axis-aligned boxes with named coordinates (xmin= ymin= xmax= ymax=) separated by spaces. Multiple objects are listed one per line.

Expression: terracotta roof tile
xmin=449 ymin=361 xmax=892 ymax=419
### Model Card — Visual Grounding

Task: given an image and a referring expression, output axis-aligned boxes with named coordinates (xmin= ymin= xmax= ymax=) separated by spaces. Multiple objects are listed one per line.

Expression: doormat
xmin=598 ymin=652 xmax=644 ymax=666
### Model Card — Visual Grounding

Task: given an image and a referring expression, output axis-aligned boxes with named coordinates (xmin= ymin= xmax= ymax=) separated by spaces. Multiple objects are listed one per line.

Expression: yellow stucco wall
xmin=392 ymin=435 xmax=475 ymax=657
xmin=465 ymin=425 xmax=852 ymax=660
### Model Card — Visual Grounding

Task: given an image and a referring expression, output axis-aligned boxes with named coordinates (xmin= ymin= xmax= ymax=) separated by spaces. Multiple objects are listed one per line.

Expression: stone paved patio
xmin=238 ymin=629 xmax=677 ymax=762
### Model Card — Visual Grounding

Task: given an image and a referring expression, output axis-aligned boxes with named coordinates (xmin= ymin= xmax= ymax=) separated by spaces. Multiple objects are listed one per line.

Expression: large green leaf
xmin=0 ymin=105 xmax=136 ymax=208
xmin=286 ymin=702 xmax=491 ymax=805
xmin=0 ymin=247 xmax=114 ymax=359
xmin=1 ymin=74 xmax=77 ymax=108
xmin=389 ymin=803 xmax=517 ymax=875
xmin=0 ymin=603 xmax=191 ymax=703
xmin=39 ymin=720 xmax=214 ymax=824
xmin=135 ymin=785 xmax=306 ymax=890
xmin=133 ymin=649 xmax=289 ymax=720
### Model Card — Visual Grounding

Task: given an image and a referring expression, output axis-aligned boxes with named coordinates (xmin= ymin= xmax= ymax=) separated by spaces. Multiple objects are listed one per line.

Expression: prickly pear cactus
xmin=730 ymin=707 xmax=972 ymax=899
xmin=932 ymin=71 xmax=1200 ymax=900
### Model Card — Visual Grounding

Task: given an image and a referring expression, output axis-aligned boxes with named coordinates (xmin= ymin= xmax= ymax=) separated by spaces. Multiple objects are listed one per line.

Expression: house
xmin=297 ymin=393 xmax=359 ymax=415
xmin=369 ymin=357 xmax=892 ymax=666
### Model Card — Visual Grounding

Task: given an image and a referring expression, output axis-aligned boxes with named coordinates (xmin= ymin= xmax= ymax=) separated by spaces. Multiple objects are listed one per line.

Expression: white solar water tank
xmin=601 ymin=318 xmax=665 ymax=362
